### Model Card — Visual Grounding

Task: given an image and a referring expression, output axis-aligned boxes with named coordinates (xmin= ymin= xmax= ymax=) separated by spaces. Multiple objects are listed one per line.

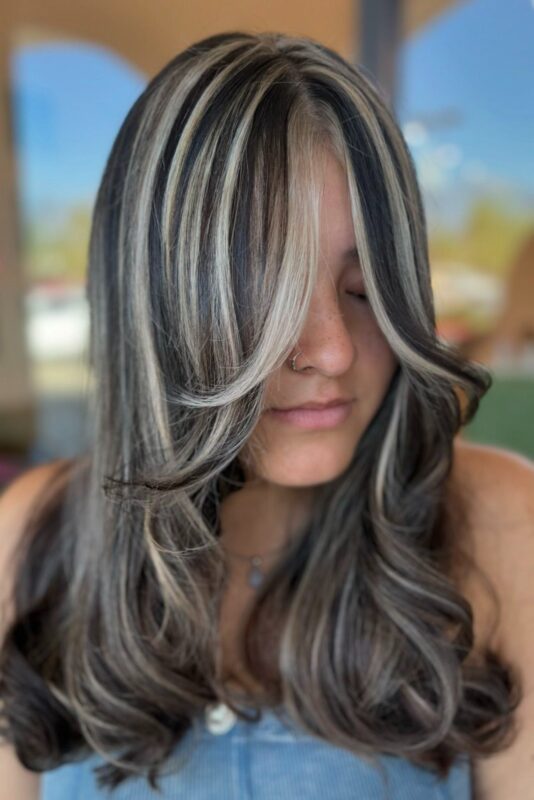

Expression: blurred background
xmin=1 ymin=0 xmax=533 ymax=488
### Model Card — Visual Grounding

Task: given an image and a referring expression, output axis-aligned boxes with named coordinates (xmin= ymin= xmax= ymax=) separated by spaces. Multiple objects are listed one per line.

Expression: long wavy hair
xmin=0 ymin=30 xmax=521 ymax=793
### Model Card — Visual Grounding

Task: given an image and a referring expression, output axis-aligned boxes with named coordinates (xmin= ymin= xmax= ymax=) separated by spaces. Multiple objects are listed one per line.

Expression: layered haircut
xmin=0 ymin=30 xmax=521 ymax=792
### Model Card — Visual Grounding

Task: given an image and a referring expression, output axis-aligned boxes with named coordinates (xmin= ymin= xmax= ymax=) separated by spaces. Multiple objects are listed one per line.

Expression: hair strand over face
xmin=0 ymin=29 xmax=521 ymax=793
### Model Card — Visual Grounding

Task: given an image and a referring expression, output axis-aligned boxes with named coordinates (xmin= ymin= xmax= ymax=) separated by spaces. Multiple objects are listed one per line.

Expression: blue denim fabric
xmin=40 ymin=703 xmax=472 ymax=800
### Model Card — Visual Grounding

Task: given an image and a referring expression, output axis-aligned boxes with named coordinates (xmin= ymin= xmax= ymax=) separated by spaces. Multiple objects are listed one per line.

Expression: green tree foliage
xmin=23 ymin=203 xmax=92 ymax=283
xmin=429 ymin=195 xmax=533 ymax=276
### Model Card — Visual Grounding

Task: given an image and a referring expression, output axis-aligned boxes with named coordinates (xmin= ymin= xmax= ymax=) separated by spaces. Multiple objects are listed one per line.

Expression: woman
xmin=1 ymin=30 xmax=533 ymax=800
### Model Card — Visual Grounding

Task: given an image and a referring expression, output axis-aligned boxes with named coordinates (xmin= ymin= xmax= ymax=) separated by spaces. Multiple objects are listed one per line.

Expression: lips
xmin=266 ymin=400 xmax=354 ymax=430
xmin=270 ymin=398 xmax=353 ymax=411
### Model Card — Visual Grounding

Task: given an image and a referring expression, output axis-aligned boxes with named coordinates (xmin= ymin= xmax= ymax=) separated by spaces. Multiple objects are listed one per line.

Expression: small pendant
xmin=248 ymin=556 xmax=264 ymax=588
xmin=204 ymin=701 xmax=237 ymax=734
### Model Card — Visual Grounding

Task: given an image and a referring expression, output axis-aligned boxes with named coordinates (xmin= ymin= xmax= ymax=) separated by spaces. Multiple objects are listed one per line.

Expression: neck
xmin=218 ymin=480 xmax=314 ymax=558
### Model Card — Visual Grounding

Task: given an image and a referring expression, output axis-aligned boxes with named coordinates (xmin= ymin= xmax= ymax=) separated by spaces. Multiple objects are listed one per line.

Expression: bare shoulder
xmin=450 ymin=437 xmax=534 ymax=798
xmin=0 ymin=459 xmax=74 ymax=800
xmin=450 ymin=437 xmax=534 ymax=606
xmin=449 ymin=436 xmax=534 ymax=640
xmin=451 ymin=435 xmax=534 ymax=510
xmin=0 ymin=459 xmax=72 ymax=613
xmin=0 ymin=457 xmax=71 ymax=527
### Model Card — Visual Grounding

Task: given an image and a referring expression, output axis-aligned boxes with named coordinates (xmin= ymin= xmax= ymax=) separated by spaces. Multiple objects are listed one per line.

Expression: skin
xmin=219 ymin=148 xmax=398 ymax=561
xmin=0 ymin=155 xmax=532 ymax=794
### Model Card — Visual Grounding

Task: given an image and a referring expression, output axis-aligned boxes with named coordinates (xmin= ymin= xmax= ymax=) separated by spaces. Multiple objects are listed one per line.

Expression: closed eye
xmin=347 ymin=291 xmax=368 ymax=303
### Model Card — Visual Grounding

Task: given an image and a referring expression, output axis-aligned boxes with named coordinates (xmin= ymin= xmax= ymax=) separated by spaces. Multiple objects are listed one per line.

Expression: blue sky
xmin=398 ymin=0 xmax=534 ymax=221
xmin=11 ymin=0 xmax=534 ymax=224
xmin=12 ymin=43 xmax=145 ymax=220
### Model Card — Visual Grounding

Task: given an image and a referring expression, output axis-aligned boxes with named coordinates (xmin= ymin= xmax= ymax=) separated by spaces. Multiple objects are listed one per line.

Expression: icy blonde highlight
xmin=0 ymin=30 xmax=521 ymax=794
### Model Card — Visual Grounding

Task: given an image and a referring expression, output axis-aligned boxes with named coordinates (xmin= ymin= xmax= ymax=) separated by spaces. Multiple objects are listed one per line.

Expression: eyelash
xmin=347 ymin=291 xmax=368 ymax=303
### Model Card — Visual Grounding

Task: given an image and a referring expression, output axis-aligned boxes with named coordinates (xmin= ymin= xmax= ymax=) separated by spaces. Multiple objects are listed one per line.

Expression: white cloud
xmin=402 ymin=121 xmax=428 ymax=147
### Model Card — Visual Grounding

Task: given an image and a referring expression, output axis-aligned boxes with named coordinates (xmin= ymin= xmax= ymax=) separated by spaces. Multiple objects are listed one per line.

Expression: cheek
xmin=357 ymin=324 xmax=396 ymax=376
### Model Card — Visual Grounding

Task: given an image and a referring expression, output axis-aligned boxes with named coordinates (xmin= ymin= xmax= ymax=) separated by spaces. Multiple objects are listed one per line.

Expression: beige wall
xmin=1 ymin=0 xmax=462 ymax=75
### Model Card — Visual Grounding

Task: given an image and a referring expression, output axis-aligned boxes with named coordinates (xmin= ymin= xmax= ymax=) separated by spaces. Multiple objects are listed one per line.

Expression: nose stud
xmin=290 ymin=350 xmax=307 ymax=372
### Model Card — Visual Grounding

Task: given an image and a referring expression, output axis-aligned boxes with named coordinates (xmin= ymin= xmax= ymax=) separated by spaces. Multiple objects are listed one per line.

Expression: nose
xmin=292 ymin=285 xmax=356 ymax=377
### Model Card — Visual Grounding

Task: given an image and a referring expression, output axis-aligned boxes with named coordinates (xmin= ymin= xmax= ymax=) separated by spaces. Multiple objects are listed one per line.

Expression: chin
xmin=241 ymin=432 xmax=360 ymax=487
xmin=273 ymin=473 xmax=342 ymax=488
xmin=263 ymin=455 xmax=354 ymax=488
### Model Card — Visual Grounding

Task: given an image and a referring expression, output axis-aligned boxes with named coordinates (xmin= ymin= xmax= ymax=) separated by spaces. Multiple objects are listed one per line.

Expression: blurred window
xmin=398 ymin=0 xmax=534 ymax=458
xmin=11 ymin=41 xmax=145 ymax=460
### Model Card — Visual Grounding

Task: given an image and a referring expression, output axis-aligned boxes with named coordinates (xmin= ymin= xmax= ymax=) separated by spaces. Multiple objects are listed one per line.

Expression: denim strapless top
xmin=40 ymin=701 xmax=472 ymax=799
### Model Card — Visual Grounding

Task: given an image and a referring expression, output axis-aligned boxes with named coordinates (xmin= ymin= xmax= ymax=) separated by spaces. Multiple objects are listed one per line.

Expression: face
xmin=240 ymin=148 xmax=398 ymax=488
